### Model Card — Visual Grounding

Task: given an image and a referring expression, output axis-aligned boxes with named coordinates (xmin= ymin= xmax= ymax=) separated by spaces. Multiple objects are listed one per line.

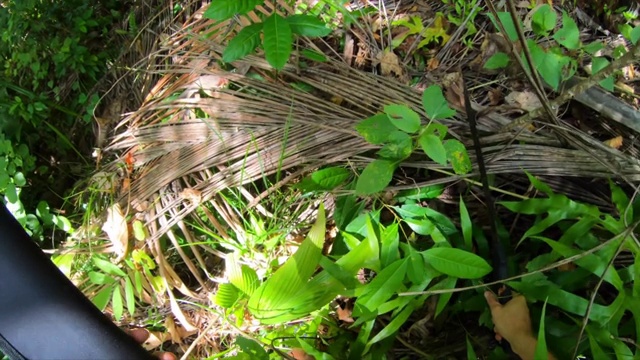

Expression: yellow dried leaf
xmin=102 ymin=204 xmax=129 ymax=261
xmin=604 ymin=136 xmax=623 ymax=149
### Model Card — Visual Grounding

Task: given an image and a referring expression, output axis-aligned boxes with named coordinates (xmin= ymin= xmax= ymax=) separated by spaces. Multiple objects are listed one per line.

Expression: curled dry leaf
xmin=603 ymin=136 xmax=623 ymax=149
xmin=180 ymin=188 xmax=202 ymax=204
xmin=505 ymin=90 xmax=543 ymax=112
xmin=102 ymin=204 xmax=129 ymax=262
xmin=487 ymin=87 xmax=504 ymax=106
xmin=441 ymin=72 xmax=465 ymax=109
xmin=375 ymin=49 xmax=407 ymax=81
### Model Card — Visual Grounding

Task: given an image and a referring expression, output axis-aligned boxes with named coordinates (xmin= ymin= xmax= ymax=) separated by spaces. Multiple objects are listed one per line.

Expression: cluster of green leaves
xmin=391 ymin=13 xmax=451 ymax=50
xmin=0 ymin=134 xmax=72 ymax=239
xmin=442 ymin=0 xmax=480 ymax=47
xmin=354 ymin=85 xmax=471 ymax=195
xmin=485 ymin=6 xmax=640 ymax=92
xmin=497 ymin=174 xmax=640 ymax=358
xmin=204 ymin=0 xmax=331 ymax=70
xmin=217 ymin=185 xmax=495 ymax=358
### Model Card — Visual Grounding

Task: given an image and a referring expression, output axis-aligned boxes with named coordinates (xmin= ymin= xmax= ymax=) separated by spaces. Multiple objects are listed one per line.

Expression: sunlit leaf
xmin=125 ymin=277 xmax=136 ymax=317
xmin=92 ymin=286 xmax=113 ymax=311
xmin=384 ymin=104 xmax=421 ymax=133
xmin=215 ymin=283 xmax=240 ymax=308
xmin=354 ymin=258 xmax=408 ymax=315
xmin=93 ymin=257 xmax=127 ymax=277
xmin=355 ymin=114 xmax=397 ymax=144
xmin=355 ymin=159 xmax=396 ymax=195
xmin=423 ymin=247 xmax=492 ymax=279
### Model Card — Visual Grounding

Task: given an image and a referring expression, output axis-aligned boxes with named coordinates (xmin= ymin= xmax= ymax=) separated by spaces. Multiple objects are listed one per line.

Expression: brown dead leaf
xmin=140 ymin=331 xmax=171 ymax=351
xmin=337 ymin=305 xmax=354 ymax=323
xmin=558 ymin=262 xmax=577 ymax=272
xmin=488 ymin=88 xmax=504 ymax=106
xmin=604 ymin=136 xmax=623 ymax=149
xmin=180 ymin=188 xmax=202 ymax=204
xmin=375 ymin=49 xmax=406 ymax=81
xmin=441 ymin=72 xmax=464 ymax=109
xmin=102 ymin=204 xmax=129 ymax=262
xmin=427 ymin=57 xmax=439 ymax=71
xmin=505 ymin=91 xmax=542 ymax=112
xmin=291 ymin=348 xmax=315 ymax=360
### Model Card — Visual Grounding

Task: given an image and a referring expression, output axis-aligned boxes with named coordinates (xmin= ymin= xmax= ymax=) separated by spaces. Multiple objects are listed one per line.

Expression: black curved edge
xmin=0 ymin=203 xmax=155 ymax=360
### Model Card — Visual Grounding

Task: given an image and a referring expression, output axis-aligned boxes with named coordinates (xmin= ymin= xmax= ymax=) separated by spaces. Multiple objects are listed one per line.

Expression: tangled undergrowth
xmin=4 ymin=0 xmax=640 ymax=359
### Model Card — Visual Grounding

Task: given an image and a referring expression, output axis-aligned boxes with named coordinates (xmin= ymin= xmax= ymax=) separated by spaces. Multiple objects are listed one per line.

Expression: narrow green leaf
xmin=460 ymin=196 xmax=473 ymax=251
xmin=406 ymin=246 xmax=427 ymax=285
xmin=443 ymin=139 xmax=471 ymax=174
xmin=366 ymin=303 xmax=414 ymax=346
xmin=301 ymin=49 xmax=327 ymax=62
xmin=355 ymin=159 xmax=396 ymax=195
xmin=396 ymin=184 xmax=444 ymax=202
xmin=534 ymin=298 xmax=549 ymax=360
xmin=384 ymin=104 xmax=421 ymax=133
xmin=380 ymin=222 xmax=400 ymax=268
xmin=553 ymin=11 xmax=581 ymax=50
xmin=262 ymin=14 xmax=292 ymax=70
xmin=419 ymin=133 xmax=447 ymax=165
xmin=422 ymin=85 xmax=456 ymax=120
xmin=112 ymin=286 xmax=124 ymax=321
xmin=487 ymin=12 xmax=520 ymax=42
xmin=354 ymin=258 xmax=408 ymax=315
xmin=423 ymin=247 xmax=492 ymax=279
xmin=433 ymin=276 xmax=457 ymax=317
xmin=222 ymin=22 xmax=263 ymax=63
xmin=247 ymin=205 xmax=326 ymax=323
xmin=203 ymin=0 xmax=263 ymax=21
xmin=92 ymin=286 xmax=113 ymax=311
xmin=466 ymin=336 xmax=477 ymax=360
xmin=88 ymin=271 xmax=115 ymax=285
xmin=125 ymin=277 xmax=136 ymax=317
xmin=93 ymin=257 xmax=127 ymax=277
xmin=355 ymin=114 xmax=396 ymax=144
xmin=631 ymin=26 xmax=640 ymax=45
xmin=297 ymin=167 xmax=351 ymax=191
xmin=286 ymin=15 xmax=331 ymax=37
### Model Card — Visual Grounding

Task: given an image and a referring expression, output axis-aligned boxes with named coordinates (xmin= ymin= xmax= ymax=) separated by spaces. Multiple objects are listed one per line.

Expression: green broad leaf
xmin=353 ymin=258 xmax=408 ymax=315
xmin=295 ymin=338 xmax=336 ymax=360
xmin=93 ymin=257 xmax=127 ymax=277
xmin=5 ymin=182 xmax=17 ymax=203
xmin=419 ymin=133 xmax=447 ymax=165
xmin=53 ymin=215 xmax=73 ymax=233
xmin=355 ymin=159 xmax=396 ymax=195
xmin=384 ymin=104 xmax=421 ymax=133
xmin=132 ymin=220 xmax=147 ymax=241
xmin=366 ymin=303 xmax=414 ymax=347
xmin=405 ymin=245 xmax=428 ymax=285
xmin=247 ymin=204 xmax=326 ymax=323
xmin=88 ymin=271 xmax=115 ymax=285
xmin=422 ymin=85 xmax=456 ymax=120
xmin=286 ymin=15 xmax=331 ymax=37
xmin=222 ymin=22 xmax=263 ymax=63
xmin=36 ymin=201 xmax=53 ymax=226
xmin=215 ymin=283 xmax=240 ymax=308
xmin=443 ymin=139 xmax=472 ymax=174
xmin=125 ymin=277 xmax=136 ymax=317
xmin=487 ymin=12 xmax=520 ymax=42
xmin=235 ymin=336 xmax=269 ymax=360
xmin=228 ymin=253 xmax=260 ymax=296
xmin=377 ymin=131 xmax=413 ymax=160
xmin=424 ymin=122 xmax=449 ymax=139
xmin=134 ymin=271 xmax=143 ymax=296
xmin=553 ymin=11 xmax=581 ymax=50
xmin=262 ymin=14 xmax=293 ymax=70
xmin=466 ymin=336 xmax=477 ymax=360
xmin=404 ymin=218 xmax=445 ymax=242
xmin=459 ymin=196 xmax=472 ymax=251
xmin=432 ymin=276 xmax=457 ymax=317
xmin=582 ymin=41 xmax=604 ymax=55
xmin=13 ymin=171 xmax=26 ymax=186
xmin=112 ymin=285 xmax=124 ymax=321
xmin=301 ymin=49 xmax=327 ymax=62
xmin=483 ymin=52 xmax=510 ymax=70
xmin=423 ymin=247 xmax=492 ymax=279
xmin=297 ymin=167 xmax=351 ymax=191
xmin=591 ymin=57 xmax=614 ymax=92
xmin=380 ymin=222 xmax=400 ymax=268
xmin=631 ymin=26 xmax=640 ymax=45
xmin=531 ymin=5 xmax=557 ymax=36
xmin=529 ymin=41 xmax=562 ymax=90
xmin=203 ymin=0 xmax=263 ymax=21
xmin=586 ymin=327 xmax=609 ymax=359
xmin=92 ymin=286 xmax=113 ymax=311
xmin=395 ymin=184 xmax=444 ymax=202
xmin=534 ymin=299 xmax=549 ymax=360
xmin=0 ymin=172 xmax=9 ymax=188
xmin=355 ymin=113 xmax=397 ymax=144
